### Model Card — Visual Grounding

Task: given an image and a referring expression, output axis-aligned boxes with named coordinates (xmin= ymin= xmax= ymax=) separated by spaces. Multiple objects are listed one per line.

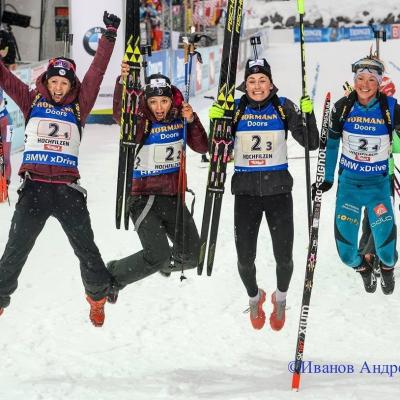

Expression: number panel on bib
xmin=234 ymin=129 xmax=288 ymax=172
xmin=37 ymin=120 xmax=72 ymax=140
xmin=153 ymin=142 xmax=182 ymax=164
xmin=241 ymin=133 xmax=274 ymax=155
xmin=348 ymin=134 xmax=381 ymax=154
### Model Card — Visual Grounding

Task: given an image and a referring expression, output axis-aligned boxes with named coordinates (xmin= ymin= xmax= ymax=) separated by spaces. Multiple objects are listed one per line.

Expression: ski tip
xmin=326 ymin=92 xmax=331 ymax=100
xmin=291 ymin=373 xmax=301 ymax=391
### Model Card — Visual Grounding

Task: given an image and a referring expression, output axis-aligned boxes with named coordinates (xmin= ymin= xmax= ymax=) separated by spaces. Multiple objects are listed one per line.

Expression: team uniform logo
xmin=374 ymin=203 xmax=388 ymax=217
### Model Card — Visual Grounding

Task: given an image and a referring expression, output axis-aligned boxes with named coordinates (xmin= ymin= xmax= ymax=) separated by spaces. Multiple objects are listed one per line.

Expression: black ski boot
xmin=106 ymin=262 xmax=119 ymax=304
xmin=380 ymin=264 xmax=395 ymax=295
xmin=370 ymin=254 xmax=381 ymax=277
xmin=355 ymin=257 xmax=377 ymax=293
xmin=107 ymin=285 xmax=119 ymax=304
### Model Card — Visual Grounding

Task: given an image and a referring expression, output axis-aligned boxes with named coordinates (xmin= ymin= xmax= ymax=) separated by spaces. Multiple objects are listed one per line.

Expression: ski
xmin=0 ymin=138 xmax=8 ymax=203
xmin=115 ymin=0 xmax=142 ymax=230
xmin=197 ymin=0 xmax=244 ymax=276
xmin=292 ymin=92 xmax=331 ymax=391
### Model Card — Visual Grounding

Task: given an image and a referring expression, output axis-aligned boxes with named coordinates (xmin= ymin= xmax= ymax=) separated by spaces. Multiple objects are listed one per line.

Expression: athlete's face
xmin=354 ymin=73 xmax=379 ymax=105
xmin=147 ymin=96 xmax=172 ymax=121
xmin=46 ymin=76 xmax=72 ymax=103
xmin=246 ymin=73 xmax=272 ymax=102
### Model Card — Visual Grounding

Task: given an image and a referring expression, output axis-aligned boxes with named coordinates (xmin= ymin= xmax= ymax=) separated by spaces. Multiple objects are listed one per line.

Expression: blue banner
xmin=294 ymin=27 xmax=341 ymax=42
xmin=346 ymin=26 xmax=374 ymax=41
xmin=294 ymin=24 xmax=399 ymax=43
xmin=147 ymin=50 xmax=169 ymax=76
xmin=171 ymin=49 xmax=185 ymax=92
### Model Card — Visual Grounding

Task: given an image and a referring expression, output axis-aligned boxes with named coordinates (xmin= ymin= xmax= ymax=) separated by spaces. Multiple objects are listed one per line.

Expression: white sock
xmin=249 ymin=290 xmax=260 ymax=304
xmin=275 ymin=288 xmax=287 ymax=303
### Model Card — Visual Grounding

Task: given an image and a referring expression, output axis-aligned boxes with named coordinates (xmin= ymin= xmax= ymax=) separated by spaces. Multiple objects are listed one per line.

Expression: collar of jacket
xmin=245 ymin=86 xmax=279 ymax=110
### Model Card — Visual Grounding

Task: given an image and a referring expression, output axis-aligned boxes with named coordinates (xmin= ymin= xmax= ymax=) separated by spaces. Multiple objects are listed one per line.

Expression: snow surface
xmin=1 ymin=36 xmax=400 ymax=400
xmin=245 ymin=0 xmax=400 ymax=28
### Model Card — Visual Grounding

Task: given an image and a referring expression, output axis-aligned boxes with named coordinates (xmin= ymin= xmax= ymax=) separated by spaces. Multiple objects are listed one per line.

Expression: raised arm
xmin=78 ymin=11 xmax=121 ymax=122
xmin=0 ymin=61 xmax=34 ymax=117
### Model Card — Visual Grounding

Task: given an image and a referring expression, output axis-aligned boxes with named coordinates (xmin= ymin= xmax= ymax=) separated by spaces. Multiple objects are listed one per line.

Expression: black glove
xmin=311 ymin=181 xmax=333 ymax=201
xmin=103 ymin=11 xmax=121 ymax=29
xmin=103 ymin=11 xmax=120 ymax=41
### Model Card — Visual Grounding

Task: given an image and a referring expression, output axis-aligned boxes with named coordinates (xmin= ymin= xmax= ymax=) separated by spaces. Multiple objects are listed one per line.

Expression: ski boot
xmin=380 ymin=264 xmax=395 ymax=295
xmin=355 ymin=257 xmax=377 ymax=293
xmin=270 ymin=291 xmax=286 ymax=331
xmin=249 ymin=289 xmax=266 ymax=330
xmin=86 ymin=296 xmax=106 ymax=327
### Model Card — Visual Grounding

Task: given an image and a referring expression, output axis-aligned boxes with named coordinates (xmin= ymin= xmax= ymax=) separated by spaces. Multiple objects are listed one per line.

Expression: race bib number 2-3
xmin=241 ymin=134 xmax=274 ymax=154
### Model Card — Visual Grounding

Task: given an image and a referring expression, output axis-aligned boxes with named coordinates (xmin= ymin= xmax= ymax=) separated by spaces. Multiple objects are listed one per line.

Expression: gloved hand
xmin=103 ymin=11 xmax=120 ymax=41
xmin=311 ymin=180 xmax=333 ymax=201
xmin=380 ymin=76 xmax=396 ymax=97
xmin=209 ymin=102 xmax=225 ymax=120
xmin=103 ymin=11 xmax=121 ymax=30
xmin=300 ymin=95 xmax=313 ymax=114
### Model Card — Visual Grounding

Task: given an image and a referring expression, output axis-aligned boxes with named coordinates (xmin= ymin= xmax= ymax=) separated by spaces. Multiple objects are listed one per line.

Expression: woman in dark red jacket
xmin=108 ymin=67 xmax=208 ymax=301
xmin=0 ymin=12 xmax=120 ymax=327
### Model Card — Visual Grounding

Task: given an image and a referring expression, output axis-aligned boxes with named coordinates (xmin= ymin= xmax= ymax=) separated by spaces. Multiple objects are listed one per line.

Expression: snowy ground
xmin=245 ymin=0 xmax=400 ymax=28
xmin=1 ymin=38 xmax=400 ymax=400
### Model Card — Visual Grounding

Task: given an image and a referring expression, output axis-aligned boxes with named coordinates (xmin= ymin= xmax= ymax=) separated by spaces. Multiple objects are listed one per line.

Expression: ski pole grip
xmin=297 ymin=0 xmax=305 ymax=15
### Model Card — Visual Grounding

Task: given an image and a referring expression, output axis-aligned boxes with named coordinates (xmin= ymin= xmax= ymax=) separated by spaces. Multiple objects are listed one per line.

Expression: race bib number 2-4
xmin=348 ymin=134 xmax=381 ymax=154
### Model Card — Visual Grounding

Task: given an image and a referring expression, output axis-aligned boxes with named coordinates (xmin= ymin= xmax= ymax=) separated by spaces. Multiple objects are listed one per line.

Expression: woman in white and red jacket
xmin=108 ymin=67 xmax=208 ymax=301
xmin=0 ymin=11 xmax=120 ymax=328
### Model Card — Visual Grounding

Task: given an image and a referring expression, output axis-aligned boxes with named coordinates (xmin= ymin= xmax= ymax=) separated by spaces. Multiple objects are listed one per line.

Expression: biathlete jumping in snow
xmin=0 ymin=12 xmax=121 ymax=327
xmin=108 ymin=64 xmax=208 ymax=302
xmin=316 ymin=55 xmax=400 ymax=295
xmin=209 ymin=58 xmax=319 ymax=331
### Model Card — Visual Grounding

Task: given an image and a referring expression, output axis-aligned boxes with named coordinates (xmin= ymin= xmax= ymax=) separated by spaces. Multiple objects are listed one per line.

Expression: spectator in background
xmin=0 ymin=28 xmax=16 ymax=199
xmin=140 ymin=0 xmax=162 ymax=50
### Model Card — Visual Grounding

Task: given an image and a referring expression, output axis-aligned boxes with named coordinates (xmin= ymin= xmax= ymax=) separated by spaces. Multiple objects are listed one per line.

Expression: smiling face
xmin=354 ymin=72 xmax=379 ymax=105
xmin=46 ymin=76 xmax=72 ymax=103
xmin=147 ymin=96 xmax=172 ymax=121
xmin=245 ymin=73 xmax=272 ymax=102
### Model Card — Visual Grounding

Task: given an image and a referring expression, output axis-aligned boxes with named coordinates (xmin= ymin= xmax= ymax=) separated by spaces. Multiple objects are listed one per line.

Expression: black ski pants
xmin=234 ymin=193 xmax=294 ymax=298
xmin=0 ymin=180 xmax=112 ymax=308
xmin=108 ymin=194 xmax=200 ymax=289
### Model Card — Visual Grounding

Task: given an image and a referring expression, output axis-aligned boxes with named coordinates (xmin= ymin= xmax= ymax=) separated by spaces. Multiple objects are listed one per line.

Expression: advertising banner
xmin=347 ymin=26 xmax=374 ymax=41
xmin=70 ymin=0 xmax=124 ymax=113
xmin=294 ymin=27 xmax=341 ymax=43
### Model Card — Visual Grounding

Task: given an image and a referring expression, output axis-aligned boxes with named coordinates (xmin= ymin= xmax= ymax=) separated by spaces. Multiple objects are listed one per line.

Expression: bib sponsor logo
xmin=44 ymin=144 xmax=62 ymax=152
xmin=355 ymin=154 xmax=371 ymax=162
xmin=249 ymin=159 xmax=266 ymax=166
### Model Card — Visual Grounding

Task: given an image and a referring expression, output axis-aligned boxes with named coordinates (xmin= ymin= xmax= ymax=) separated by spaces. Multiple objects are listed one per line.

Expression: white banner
xmin=70 ymin=0 xmax=124 ymax=112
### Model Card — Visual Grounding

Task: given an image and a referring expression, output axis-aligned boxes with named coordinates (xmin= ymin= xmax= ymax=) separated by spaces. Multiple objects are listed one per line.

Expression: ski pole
xmin=297 ymin=0 xmax=312 ymax=231
xmin=173 ymin=30 xmax=201 ymax=279
xmin=250 ymin=35 xmax=261 ymax=59
xmin=0 ymin=139 xmax=9 ymax=203
xmin=370 ymin=24 xmax=386 ymax=58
